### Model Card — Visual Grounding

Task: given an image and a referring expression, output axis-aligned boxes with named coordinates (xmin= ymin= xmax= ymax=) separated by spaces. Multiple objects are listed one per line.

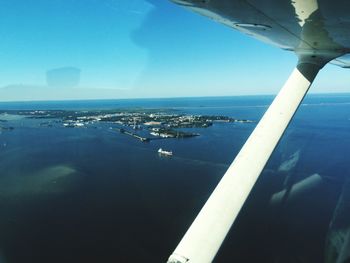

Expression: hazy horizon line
xmin=0 ymin=91 xmax=349 ymax=104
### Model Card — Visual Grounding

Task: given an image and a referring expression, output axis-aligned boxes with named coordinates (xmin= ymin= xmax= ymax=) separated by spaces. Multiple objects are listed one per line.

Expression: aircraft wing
xmin=167 ymin=1 xmax=350 ymax=262
xmin=172 ymin=0 xmax=350 ymax=67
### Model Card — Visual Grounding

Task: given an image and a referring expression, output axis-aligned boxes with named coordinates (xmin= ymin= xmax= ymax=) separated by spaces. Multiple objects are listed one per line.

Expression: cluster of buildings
xmin=0 ymin=109 xmax=252 ymax=141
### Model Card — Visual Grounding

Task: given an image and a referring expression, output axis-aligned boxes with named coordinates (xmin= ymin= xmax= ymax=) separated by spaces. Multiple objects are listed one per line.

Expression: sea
xmin=0 ymin=94 xmax=349 ymax=263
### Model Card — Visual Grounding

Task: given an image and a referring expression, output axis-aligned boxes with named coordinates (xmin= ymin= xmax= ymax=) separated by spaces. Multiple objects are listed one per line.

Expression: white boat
xmin=158 ymin=148 xmax=173 ymax=156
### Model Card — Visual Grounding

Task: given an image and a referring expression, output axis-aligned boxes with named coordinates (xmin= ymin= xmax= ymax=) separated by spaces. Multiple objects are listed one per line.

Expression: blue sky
xmin=0 ymin=0 xmax=348 ymax=101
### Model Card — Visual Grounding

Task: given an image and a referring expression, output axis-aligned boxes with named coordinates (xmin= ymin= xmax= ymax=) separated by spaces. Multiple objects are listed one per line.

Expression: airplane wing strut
xmin=167 ymin=57 xmax=328 ymax=263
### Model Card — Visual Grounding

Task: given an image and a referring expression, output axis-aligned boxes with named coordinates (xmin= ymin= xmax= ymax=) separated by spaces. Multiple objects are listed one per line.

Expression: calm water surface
xmin=0 ymin=94 xmax=349 ymax=263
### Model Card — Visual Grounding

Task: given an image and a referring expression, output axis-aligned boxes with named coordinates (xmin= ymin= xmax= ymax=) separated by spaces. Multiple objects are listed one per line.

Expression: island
xmin=0 ymin=109 xmax=254 ymax=142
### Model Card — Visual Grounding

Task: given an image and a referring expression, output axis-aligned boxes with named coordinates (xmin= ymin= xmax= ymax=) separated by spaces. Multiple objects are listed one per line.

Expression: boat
xmin=158 ymin=148 xmax=173 ymax=156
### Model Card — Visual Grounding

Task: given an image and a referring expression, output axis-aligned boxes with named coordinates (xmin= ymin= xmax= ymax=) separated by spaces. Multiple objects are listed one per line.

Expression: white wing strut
xmin=167 ymin=60 xmax=326 ymax=263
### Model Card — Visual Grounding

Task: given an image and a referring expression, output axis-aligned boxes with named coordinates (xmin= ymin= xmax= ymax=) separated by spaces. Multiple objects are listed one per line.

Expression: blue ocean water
xmin=0 ymin=94 xmax=349 ymax=263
